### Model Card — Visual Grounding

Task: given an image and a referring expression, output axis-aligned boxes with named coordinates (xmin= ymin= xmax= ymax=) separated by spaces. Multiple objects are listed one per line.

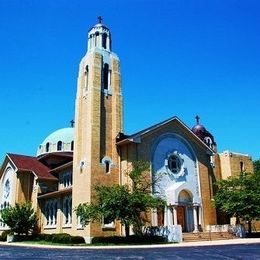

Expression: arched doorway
xmin=177 ymin=190 xmax=194 ymax=232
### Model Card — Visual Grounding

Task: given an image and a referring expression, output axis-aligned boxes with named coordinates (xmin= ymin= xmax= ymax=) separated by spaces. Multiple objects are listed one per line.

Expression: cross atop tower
xmin=97 ymin=16 xmax=103 ymax=24
xmin=195 ymin=115 xmax=200 ymax=125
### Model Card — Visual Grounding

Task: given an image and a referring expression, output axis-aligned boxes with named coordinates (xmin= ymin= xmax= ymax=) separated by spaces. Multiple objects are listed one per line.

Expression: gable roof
xmin=7 ymin=153 xmax=57 ymax=181
xmin=116 ymin=116 xmax=214 ymax=154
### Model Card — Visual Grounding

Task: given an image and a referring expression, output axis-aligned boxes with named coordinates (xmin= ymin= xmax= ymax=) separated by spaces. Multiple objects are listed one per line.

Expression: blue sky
xmin=0 ymin=0 xmax=259 ymax=163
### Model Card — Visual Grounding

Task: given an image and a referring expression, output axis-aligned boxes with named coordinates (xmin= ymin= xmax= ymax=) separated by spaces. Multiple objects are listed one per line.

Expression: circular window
xmin=167 ymin=154 xmax=182 ymax=174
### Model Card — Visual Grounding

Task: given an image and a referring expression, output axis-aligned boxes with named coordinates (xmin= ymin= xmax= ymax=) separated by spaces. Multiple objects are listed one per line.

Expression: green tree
xmin=253 ymin=159 xmax=260 ymax=173
xmin=75 ymin=161 xmax=165 ymax=237
xmin=0 ymin=202 xmax=37 ymax=236
xmin=214 ymin=171 xmax=260 ymax=233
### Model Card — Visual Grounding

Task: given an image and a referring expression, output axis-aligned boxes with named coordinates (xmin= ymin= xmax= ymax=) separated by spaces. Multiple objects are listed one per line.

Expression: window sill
xmin=62 ymin=224 xmax=72 ymax=229
xmin=0 ymin=227 xmax=9 ymax=231
xmin=102 ymin=226 xmax=116 ymax=231
xmin=77 ymin=226 xmax=84 ymax=230
xmin=44 ymin=225 xmax=57 ymax=229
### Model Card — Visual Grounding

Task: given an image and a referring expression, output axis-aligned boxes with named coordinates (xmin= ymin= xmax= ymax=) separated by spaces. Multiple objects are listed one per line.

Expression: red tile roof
xmin=7 ymin=153 xmax=57 ymax=181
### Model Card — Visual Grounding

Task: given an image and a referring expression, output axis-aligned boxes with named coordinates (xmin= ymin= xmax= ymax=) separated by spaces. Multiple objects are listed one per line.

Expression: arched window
xmin=103 ymin=63 xmax=109 ymax=90
xmin=46 ymin=142 xmax=50 ymax=152
xmin=53 ymin=201 xmax=57 ymax=225
xmin=240 ymin=161 xmax=244 ymax=172
xmin=95 ymin=32 xmax=99 ymax=47
xmin=45 ymin=200 xmax=57 ymax=227
xmin=57 ymin=141 xmax=62 ymax=151
xmin=45 ymin=202 xmax=50 ymax=226
xmin=50 ymin=202 xmax=54 ymax=225
xmin=69 ymin=173 xmax=73 ymax=185
xmin=71 ymin=141 xmax=74 ymax=151
xmin=102 ymin=33 xmax=107 ymax=49
xmin=63 ymin=197 xmax=72 ymax=225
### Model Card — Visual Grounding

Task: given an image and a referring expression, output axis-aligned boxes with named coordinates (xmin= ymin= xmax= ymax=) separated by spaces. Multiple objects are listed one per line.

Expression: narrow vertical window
xmin=69 ymin=198 xmax=72 ymax=224
xmin=84 ymin=65 xmax=89 ymax=91
xmin=53 ymin=202 xmax=57 ymax=225
xmin=89 ymin=35 xmax=93 ymax=49
xmin=46 ymin=142 xmax=50 ymax=152
xmin=45 ymin=202 xmax=50 ymax=226
xmin=240 ymin=161 xmax=244 ymax=172
xmin=103 ymin=63 xmax=109 ymax=90
xmin=109 ymin=69 xmax=112 ymax=88
xmin=71 ymin=141 xmax=74 ymax=151
xmin=70 ymin=172 xmax=73 ymax=185
xmin=63 ymin=197 xmax=72 ymax=225
xmin=95 ymin=32 xmax=99 ymax=47
xmin=57 ymin=141 xmax=62 ymax=151
xmin=50 ymin=202 xmax=53 ymax=225
xmin=105 ymin=161 xmax=110 ymax=174
xmin=102 ymin=33 xmax=107 ymax=49
xmin=65 ymin=199 xmax=69 ymax=224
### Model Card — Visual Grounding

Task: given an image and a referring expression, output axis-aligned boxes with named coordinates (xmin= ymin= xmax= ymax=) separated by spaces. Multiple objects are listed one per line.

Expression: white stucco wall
xmin=152 ymin=133 xmax=201 ymax=205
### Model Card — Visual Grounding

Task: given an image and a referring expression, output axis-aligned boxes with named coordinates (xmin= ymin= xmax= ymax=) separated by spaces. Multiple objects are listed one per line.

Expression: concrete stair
xmin=182 ymin=232 xmax=236 ymax=242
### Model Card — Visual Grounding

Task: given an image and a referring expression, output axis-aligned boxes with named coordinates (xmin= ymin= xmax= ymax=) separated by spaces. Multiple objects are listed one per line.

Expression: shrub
xmin=36 ymin=233 xmax=53 ymax=242
xmin=92 ymin=235 xmax=166 ymax=245
xmin=70 ymin=236 xmax=85 ymax=244
xmin=35 ymin=233 xmax=85 ymax=244
xmin=51 ymin=233 xmax=72 ymax=243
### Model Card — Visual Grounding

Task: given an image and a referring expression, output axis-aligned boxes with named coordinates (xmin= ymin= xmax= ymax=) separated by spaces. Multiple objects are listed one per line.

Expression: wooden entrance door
xmin=177 ymin=206 xmax=186 ymax=232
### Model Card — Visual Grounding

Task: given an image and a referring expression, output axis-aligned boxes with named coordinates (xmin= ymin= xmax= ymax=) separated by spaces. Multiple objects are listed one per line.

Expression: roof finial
xmin=97 ymin=16 xmax=103 ymax=24
xmin=70 ymin=119 xmax=75 ymax=128
xmin=195 ymin=115 xmax=200 ymax=125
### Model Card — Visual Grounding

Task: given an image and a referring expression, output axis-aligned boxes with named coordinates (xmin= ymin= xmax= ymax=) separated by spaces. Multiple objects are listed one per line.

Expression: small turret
xmin=87 ymin=16 xmax=112 ymax=52
xmin=192 ymin=116 xmax=217 ymax=152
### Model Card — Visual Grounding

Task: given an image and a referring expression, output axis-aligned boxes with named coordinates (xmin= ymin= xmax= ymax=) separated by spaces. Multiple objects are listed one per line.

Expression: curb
xmin=0 ymin=238 xmax=260 ymax=250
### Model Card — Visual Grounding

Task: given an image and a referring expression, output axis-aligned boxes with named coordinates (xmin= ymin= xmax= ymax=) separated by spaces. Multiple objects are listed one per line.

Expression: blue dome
xmin=37 ymin=127 xmax=74 ymax=156
xmin=41 ymin=128 xmax=74 ymax=145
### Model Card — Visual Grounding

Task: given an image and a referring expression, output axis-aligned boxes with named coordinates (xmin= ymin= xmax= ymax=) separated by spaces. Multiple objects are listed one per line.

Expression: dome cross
xmin=97 ymin=16 xmax=103 ymax=24
xmin=70 ymin=120 xmax=75 ymax=128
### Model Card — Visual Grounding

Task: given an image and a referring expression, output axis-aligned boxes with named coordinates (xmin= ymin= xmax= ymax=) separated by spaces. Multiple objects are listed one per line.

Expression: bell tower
xmin=72 ymin=18 xmax=123 ymax=239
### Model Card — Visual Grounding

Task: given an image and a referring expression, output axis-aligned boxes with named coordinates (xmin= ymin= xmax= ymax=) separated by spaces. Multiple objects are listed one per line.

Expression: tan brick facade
xmin=218 ymin=151 xmax=253 ymax=179
xmin=72 ymin=23 xmax=123 ymax=240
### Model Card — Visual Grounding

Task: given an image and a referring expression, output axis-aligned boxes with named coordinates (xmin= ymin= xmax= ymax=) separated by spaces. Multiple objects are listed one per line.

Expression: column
xmin=173 ymin=206 xmax=178 ymax=225
xmin=193 ymin=206 xmax=199 ymax=232
xmin=164 ymin=205 xmax=168 ymax=226
xmin=198 ymin=206 xmax=202 ymax=228
xmin=107 ymin=35 xmax=110 ymax=50
xmin=167 ymin=206 xmax=173 ymax=226
xmin=151 ymin=208 xmax=158 ymax=226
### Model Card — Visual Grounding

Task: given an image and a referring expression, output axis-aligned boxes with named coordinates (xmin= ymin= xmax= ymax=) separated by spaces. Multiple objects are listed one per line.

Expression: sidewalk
xmin=0 ymin=238 xmax=260 ymax=249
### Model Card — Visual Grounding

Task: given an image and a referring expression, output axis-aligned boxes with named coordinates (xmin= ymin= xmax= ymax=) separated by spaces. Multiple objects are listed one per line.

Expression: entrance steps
xmin=182 ymin=232 xmax=235 ymax=242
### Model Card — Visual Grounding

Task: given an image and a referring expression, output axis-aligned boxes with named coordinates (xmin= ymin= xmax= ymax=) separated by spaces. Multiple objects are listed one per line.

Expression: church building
xmin=0 ymin=20 xmax=253 ymax=242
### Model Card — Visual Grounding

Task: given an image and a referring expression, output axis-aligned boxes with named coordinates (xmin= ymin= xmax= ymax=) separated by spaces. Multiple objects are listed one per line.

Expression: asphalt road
xmin=0 ymin=243 xmax=259 ymax=259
